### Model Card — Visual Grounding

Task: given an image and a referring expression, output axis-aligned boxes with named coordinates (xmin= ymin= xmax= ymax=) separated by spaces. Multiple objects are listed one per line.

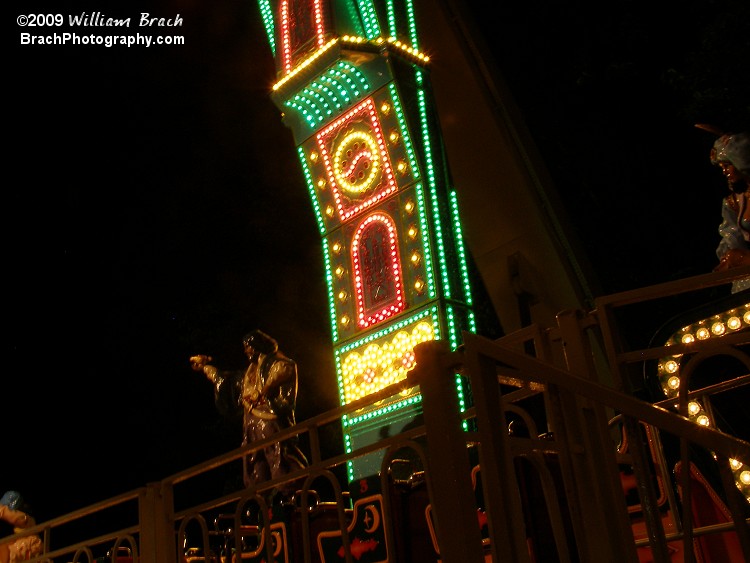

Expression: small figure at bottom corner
xmin=0 ymin=491 xmax=43 ymax=563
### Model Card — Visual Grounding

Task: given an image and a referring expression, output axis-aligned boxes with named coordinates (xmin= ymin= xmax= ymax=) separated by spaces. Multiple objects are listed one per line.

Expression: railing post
xmin=139 ymin=482 xmax=176 ymax=563
xmin=554 ymin=309 xmax=642 ymax=562
xmin=409 ymin=340 xmax=485 ymax=563
xmin=461 ymin=333 xmax=533 ymax=563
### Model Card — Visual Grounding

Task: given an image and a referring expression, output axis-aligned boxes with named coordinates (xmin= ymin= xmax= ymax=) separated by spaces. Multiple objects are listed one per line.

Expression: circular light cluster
xmin=316 ymin=98 xmax=397 ymax=222
xmin=333 ymin=130 xmax=380 ymax=195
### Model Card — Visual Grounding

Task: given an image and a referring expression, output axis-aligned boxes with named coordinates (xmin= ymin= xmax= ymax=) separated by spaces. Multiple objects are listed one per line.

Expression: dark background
xmin=7 ymin=0 xmax=749 ymax=523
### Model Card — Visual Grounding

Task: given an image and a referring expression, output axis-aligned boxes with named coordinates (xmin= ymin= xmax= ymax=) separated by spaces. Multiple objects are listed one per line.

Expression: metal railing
xmin=5 ymin=267 xmax=750 ymax=563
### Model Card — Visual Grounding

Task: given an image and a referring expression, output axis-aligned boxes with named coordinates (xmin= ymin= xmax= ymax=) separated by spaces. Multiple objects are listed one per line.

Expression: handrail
xmin=5 ymin=273 xmax=749 ymax=563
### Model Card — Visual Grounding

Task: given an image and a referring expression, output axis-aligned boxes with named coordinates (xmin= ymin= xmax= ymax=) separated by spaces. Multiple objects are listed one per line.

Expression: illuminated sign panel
xmin=352 ymin=212 xmax=405 ymax=328
xmin=323 ymin=186 xmax=434 ymax=343
xmin=335 ymin=306 xmax=439 ymax=407
xmin=279 ymin=0 xmax=328 ymax=74
xmin=299 ymin=85 xmax=419 ymax=234
xmin=315 ymin=97 xmax=397 ymax=222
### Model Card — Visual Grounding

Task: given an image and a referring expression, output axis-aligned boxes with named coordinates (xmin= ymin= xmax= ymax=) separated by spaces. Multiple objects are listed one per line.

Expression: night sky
xmin=8 ymin=0 xmax=750 ymax=523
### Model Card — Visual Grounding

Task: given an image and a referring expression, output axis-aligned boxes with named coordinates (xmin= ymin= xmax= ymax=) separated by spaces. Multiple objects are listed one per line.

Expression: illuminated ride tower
xmin=258 ymin=0 xmax=476 ymax=481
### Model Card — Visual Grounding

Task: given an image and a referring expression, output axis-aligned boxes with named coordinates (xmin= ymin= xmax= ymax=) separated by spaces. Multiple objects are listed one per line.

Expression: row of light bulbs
xmin=656 ymin=303 xmax=750 ymax=502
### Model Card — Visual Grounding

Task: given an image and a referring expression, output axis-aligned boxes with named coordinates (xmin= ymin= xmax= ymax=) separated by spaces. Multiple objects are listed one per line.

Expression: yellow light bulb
xmin=695 ymin=327 xmax=710 ymax=340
